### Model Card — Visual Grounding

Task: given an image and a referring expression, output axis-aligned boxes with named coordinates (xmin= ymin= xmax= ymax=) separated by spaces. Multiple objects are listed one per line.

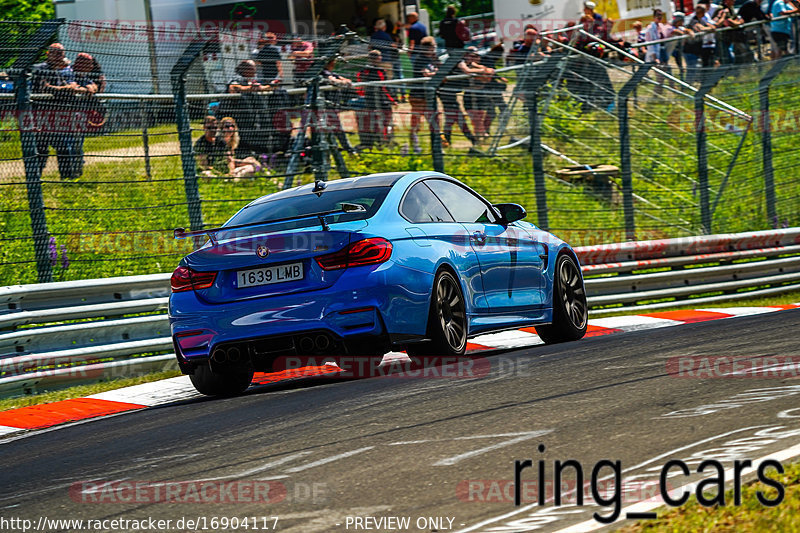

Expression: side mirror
xmin=494 ymin=203 xmax=527 ymax=224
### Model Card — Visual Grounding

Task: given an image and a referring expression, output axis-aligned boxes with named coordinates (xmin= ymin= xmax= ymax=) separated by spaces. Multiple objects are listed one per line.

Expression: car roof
xmin=248 ymin=172 xmax=409 ymax=207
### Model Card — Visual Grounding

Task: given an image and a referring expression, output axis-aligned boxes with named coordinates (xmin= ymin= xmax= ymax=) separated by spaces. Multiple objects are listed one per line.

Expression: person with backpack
xmin=438 ymin=5 xmax=471 ymax=50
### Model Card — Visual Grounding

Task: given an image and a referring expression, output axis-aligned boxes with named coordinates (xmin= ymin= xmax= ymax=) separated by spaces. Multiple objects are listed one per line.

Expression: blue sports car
xmin=170 ymin=172 xmax=587 ymax=395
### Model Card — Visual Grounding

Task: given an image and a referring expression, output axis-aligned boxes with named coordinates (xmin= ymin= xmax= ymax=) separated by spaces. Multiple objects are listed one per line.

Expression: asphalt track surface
xmin=2 ymin=309 xmax=800 ymax=533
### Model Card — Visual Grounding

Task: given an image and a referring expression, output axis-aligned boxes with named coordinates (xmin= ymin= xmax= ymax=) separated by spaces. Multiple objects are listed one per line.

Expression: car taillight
xmin=315 ymin=238 xmax=392 ymax=270
xmin=171 ymin=266 xmax=217 ymax=292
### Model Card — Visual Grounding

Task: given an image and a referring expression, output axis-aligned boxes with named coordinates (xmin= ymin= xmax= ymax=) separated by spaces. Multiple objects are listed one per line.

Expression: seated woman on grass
xmin=218 ymin=116 xmax=263 ymax=179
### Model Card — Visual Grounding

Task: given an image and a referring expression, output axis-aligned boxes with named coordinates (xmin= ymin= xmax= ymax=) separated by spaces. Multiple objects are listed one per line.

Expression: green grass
xmin=621 ymin=460 xmax=800 ymax=532
xmin=0 ymin=369 xmax=181 ymax=412
xmin=0 ymin=120 xmax=183 ymax=160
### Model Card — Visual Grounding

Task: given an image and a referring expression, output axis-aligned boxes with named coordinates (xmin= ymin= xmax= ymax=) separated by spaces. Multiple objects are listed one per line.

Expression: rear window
xmin=226 ymin=186 xmax=391 ymax=229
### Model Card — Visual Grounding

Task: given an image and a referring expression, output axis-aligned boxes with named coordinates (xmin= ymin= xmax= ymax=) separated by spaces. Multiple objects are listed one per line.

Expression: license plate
xmin=236 ymin=262 xmax=303 ymax=288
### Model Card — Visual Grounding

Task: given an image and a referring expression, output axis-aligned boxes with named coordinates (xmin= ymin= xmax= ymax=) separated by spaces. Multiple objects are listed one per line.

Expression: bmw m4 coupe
xmin=170 ymin=171 xmax=587 ymax=395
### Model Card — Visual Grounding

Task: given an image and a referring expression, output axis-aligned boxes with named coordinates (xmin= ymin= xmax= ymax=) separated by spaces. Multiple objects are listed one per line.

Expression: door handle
xmin=471 ymin=231 xmax=487 ymax=246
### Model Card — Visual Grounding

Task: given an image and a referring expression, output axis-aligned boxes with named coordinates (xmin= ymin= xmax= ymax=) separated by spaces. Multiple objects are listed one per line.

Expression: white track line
xmin=0 ymin=426 xmax=21 ymax=437
xmin=472 ymin=330 xmax=543 ymax=349
xmin=87 ymin=375 xmax=200 ymax=406
xmin=588 ymin=316 xmax=682 ymax=331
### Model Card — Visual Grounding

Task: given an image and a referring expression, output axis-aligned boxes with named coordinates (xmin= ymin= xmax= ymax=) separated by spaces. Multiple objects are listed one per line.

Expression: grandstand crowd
xmin=17 ymin=1 xmax=800 ymax=180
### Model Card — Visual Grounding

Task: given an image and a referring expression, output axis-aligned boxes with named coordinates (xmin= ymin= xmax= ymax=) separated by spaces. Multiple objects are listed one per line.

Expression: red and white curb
xmin=0 ymin=305 xmax=797 ymax=440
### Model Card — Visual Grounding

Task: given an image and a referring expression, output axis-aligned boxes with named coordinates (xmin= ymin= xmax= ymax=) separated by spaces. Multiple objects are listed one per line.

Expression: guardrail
xmin=1 ymin=228 xmax=799 ymax=397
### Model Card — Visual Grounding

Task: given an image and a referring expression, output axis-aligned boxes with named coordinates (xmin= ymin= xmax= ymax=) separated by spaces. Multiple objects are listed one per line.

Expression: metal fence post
xmin=694 ymin=69 xmax=727 ymax=235
xmin=425 ymin=51 xmax=465 ymax=174
xmin=12 ymin=19 xmax=65 ymax=283
xmin=521 ymin=59 xmax=558 ymax=231
xmin=140 ymin=99 xmax=152 ymax=180
xmin=617 ymin=64 xmax=652 ymax=241
xmin=759 ymin=57 xmax=791 ymax=228
xmin=171 ymin=39 xmax=216 ymax=231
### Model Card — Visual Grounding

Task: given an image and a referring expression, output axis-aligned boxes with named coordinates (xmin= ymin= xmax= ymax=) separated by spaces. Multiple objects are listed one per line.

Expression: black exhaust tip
xmin=211 ymin=348 xmax=227 ymax=363
xmin=315 ymin=334 xmax=331 ymax=351
xmin=298 ymin=336 xmax=315 ymax=353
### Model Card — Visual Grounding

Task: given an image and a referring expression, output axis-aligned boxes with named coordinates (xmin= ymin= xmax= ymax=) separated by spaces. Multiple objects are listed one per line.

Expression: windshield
xmin=224 ymin=186 xmax=391 ymax=230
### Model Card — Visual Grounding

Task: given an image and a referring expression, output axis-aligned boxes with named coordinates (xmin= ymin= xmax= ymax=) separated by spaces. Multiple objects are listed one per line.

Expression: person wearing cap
xmin=579 ymin=1 xmax=612 ymax=51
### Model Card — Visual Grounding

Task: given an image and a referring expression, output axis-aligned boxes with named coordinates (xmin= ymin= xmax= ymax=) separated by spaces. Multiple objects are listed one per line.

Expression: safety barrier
xmin=1 ymin=228 xmax=799 ymax=396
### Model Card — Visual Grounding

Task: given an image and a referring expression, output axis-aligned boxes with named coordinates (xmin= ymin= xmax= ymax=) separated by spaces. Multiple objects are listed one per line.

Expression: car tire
xmin=189 ymin=364 xmax=254 ymax=396
xmin=407 ymin=269 xmax=468 ymax=357
xmin=535 ymin=253 xmax=588 ymax=344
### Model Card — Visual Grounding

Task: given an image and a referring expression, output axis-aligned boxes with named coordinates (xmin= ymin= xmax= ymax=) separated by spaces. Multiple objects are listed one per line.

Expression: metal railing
xmin=1 ymin=228 xmax=798 ymax=397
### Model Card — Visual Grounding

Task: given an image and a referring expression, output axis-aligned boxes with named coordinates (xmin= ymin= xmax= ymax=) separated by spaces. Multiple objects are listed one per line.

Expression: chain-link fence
xmin=1 ymin=18 xmax=799 ymax=285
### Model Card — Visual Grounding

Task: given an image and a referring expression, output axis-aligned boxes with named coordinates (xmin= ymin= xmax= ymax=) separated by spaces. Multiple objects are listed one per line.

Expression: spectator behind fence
xmin=194 ymin=116 xmax=228 ymax=176
xmin=771 ymin=0 xmax=800 ymax=59
xmin=683 ymin=5 xmax=716 ymax=83
xmin=355 ymin=50 xmax=396 ymax=150
xmin=463 ymin=48 xmax=495 ymax=141
xmin=218 ymin=116 xmax=262 ymax=179
xmin=408 ymin=36 xmax=439 ymax=154
xmin=70 ymin=52 xmax=101 ymax=179
xmin=252 ymin=32 xmax=283 ymax=83
xmin=735 ymin=0 xmax=767 ymax=63
xmin=370 ymin=19 xmax=398 ymax=80
xmin=405 ymin=12 xmax=428 ymax=52
xmin=225 ymin=59 xmax=272 ymax=154
xmin=289 ymin=38 xmax=314 ymax=83
xmin=645 ymin=10 xmax=666 ymax=63
xmin=508 ymin=28 xmax=546 ymax=65
xmin=480 ymin=42 xmax=508 ymax=135
xmin=320 ymin=58 xmax=357 ymax=154
xmin=713 ymin=0 xmax=740 ymax=64
xmin=666 ymin=13 xmax=688 ymax=79
xmin=31 ymin=43 xmax=82 ymax=180
xmin=439 ymin=5 xmax=471 ymax=50
xmin=438 ymin=47 xmax=487 ymax=148
xmin=579 ymin=1 xmax=616 ymax=51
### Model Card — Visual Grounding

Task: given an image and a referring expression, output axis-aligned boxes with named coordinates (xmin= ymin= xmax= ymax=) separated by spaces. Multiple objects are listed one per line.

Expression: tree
xmin=421 ymin=0 xmax=493 ymax=21
xmin=0 ymin=0 xmax=55 ymax=22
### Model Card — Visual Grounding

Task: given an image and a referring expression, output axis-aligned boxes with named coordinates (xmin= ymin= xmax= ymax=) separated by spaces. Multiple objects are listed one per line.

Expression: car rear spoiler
xmin=173 ymin=203 xmax=367 ymax=245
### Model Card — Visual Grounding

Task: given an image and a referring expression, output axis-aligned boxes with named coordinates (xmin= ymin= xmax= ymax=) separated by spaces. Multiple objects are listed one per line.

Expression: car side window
xmin=425 ymin=179 xmax=497 ymax=224
xmin=400 ymin=182 xmax=456 ymax=223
